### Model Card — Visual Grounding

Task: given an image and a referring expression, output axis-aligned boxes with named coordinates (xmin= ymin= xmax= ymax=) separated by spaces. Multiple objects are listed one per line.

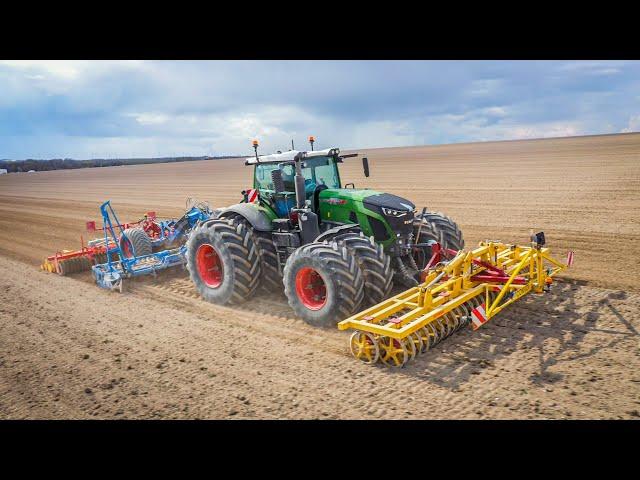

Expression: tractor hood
xmin=318 ymin=188 xmax=416 ymax=241
xmin=319 ymin=188 xmax=415 ymax=213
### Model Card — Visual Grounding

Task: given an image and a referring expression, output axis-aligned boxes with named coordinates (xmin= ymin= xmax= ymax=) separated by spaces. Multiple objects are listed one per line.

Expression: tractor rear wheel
xmin=331 ymin=231 xmax=393 ymax=307
xmin=218 ymin=212 xmax=282 ymax=295
xmin=120 ymin=228 xmax=152 ymax=259
xmin=253 ymin=230 xmax=282 ymax=293
xmin=186 ymin=217 xmax=260 ymax=305
xmin=283 ymin=240 xmax=365 ymax=327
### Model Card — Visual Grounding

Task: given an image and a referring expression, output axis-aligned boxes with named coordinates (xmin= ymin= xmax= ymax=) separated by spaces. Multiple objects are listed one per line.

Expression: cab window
xmin=254 ymin=163 xmax=296 ymax=192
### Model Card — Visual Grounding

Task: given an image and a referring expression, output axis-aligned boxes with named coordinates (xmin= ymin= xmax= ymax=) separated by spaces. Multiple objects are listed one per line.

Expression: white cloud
xmin=482 ymin=106 xmax=508 ymax=117
xmin=621 ymin=115 xmax=640 ymax=133
xmin=0 ymin=60 xmax=146 ymax=80
xmin=467 ymin=78 xmax=503 ymax=97
xmin=129 ymin=113 xmax=170 ymax=126
xmin=558 ymin=61 xmax=624 ymax=76
xmin=1 ymin=60 xmax=639 ymax=159
xmin=0 ymin=60 xmax=82 ymax=79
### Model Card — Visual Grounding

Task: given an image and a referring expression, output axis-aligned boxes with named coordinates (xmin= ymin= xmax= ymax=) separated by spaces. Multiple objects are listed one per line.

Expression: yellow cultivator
xmin=338 ymin=232 xmax=574 ymax=367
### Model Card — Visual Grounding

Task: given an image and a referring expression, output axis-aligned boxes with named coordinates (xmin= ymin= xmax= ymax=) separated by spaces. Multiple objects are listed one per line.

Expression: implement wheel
xmin=283 ymin=240 xmax=365 ymax=327
xmin=349 ymin=331 xmax=380 ymax=364
xmin=120 ymin=228 xmax=152 ymax=259
xmin=379 ymin=336 xmax=409 ymax=367
xmin=186 ymin=217 xmax=260 ymax=305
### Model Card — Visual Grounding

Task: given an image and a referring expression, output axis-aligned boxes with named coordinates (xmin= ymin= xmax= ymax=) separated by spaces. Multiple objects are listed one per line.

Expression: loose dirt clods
xmin=0 ymin=134 xmax=639 ymax=419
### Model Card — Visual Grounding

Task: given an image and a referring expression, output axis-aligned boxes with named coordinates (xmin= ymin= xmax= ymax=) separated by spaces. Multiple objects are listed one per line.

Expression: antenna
xmin=291 ymin=139 xmax=295 ymax=151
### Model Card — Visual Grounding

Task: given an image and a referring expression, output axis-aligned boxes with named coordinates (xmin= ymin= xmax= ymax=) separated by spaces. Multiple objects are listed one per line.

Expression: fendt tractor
xmin=185 ymin=136 xmax=464 ymax=326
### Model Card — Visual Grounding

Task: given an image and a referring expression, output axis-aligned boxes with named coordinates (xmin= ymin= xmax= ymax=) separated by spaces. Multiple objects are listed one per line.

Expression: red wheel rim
xmin=121 ymin=238 xmax=133 ymax=258
xmin=295 ymin=267 xmax=327 ymax=310
xmin=196 ymin=243 xmax=223 ymax=288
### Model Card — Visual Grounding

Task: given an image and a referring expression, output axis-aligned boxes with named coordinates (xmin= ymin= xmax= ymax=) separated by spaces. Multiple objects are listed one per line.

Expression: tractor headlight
xmin=382 ymin=207 xmax=407 ymax=217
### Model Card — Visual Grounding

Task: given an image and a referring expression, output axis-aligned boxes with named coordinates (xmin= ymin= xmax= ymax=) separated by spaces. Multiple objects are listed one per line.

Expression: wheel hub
xmin=295 ymin=267 xmax=327 ymax=310
xmin=196 ymin=243 xmax=223 ymax=288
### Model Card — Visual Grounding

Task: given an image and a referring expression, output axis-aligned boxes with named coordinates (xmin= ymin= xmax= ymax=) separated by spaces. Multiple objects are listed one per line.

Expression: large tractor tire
xmin=120 ymin=228 xmax=152 ymax=259
xmin=417 ymin=211 xmax=464 ymax=253
xmin=283 ymin=240 xmax=365 ymax=327
xmin=186 ymin=216 xmax=260 ymax=305
xmin=253 ymin=230 xmax=282 ymax=294
xmin=330 ymin=231 xmax=393 ymax=307
xmin=394 ymin=211 xmax=464 ymax=287
xmin=219 ymin=212 xmax=282 ymax=295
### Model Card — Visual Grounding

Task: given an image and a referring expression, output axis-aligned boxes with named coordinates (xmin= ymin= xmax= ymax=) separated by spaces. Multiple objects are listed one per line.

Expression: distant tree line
xmin=0 ymin=155 xmax=241 ymax=173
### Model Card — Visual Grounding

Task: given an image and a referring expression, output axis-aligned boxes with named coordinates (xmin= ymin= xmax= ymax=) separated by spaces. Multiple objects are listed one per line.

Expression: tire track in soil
xmin=1 ymin=256 xmax=639 ymax=419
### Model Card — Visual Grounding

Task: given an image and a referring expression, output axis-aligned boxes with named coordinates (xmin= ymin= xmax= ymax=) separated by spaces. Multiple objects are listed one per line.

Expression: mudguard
xmin=315 ymin=223 xmax=361 ymax=243
xmin=217 ymin=203 xmax=273 ymax=231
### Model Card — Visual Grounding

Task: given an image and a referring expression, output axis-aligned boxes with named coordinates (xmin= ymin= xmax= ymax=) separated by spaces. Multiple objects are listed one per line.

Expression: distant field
xmin=2 ymin=132 xmax=638 ymax=291
xmin=1 ymin=133 xmax=639 ymax=419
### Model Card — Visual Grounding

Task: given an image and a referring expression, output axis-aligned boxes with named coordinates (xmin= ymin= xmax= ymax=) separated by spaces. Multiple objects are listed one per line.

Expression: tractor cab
xmin=243 ymin=139 xmax=414 ymax=252
xmin=247 ymin=146 xmax=345 ymax=220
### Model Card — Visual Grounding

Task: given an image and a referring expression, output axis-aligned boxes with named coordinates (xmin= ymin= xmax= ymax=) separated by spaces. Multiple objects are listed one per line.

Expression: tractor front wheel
xmin=283 ymin=240 xmax=365 ymax=327
xmin=394 ymin=211 xmax=465 ymax=287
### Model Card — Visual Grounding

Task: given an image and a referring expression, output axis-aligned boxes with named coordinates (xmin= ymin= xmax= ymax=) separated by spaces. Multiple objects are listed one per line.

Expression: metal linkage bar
xmin=338 ymin=236 xmax=573 ymax=367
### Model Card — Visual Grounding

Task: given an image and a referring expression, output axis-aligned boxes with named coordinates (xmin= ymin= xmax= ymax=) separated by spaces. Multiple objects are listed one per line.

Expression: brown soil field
xmin=1 ymin=133 xmax=639 ymax=419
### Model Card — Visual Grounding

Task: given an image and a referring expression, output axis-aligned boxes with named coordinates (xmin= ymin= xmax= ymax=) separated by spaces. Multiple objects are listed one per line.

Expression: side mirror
xmin=362 ymin=157 xmax=370 ymax=178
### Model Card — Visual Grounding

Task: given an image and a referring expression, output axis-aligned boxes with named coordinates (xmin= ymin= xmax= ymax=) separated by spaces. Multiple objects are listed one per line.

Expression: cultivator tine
xmin=339 ymin=238 xmax=572 ymax=367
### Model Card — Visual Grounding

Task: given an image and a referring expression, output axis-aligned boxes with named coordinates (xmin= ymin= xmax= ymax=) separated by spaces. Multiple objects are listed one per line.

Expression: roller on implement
xmin=40 ymin=236 xmax=115 ymax=275
xmin=338 ymin=232 xmax=575 ymax=367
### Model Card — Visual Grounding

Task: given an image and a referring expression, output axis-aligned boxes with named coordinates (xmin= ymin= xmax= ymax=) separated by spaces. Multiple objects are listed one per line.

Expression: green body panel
xmin=318 ymin=189 xmax=396 ymax=248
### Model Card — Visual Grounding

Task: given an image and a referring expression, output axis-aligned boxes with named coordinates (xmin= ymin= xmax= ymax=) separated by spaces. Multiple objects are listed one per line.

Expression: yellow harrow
xmin=338 ymin=232 xmax=574 ymax=367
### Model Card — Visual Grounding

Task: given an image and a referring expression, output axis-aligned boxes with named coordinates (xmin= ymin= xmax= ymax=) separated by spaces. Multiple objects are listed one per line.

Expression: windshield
xmin=254 ymin=156 xmax=341 ymax=194
xmin=302 ymin=156 xmax=341 ymax=190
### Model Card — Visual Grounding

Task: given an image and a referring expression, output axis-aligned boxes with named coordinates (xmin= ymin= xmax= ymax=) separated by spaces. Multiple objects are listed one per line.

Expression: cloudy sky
xmin=1 ymin=60 xmax=639 ymax=160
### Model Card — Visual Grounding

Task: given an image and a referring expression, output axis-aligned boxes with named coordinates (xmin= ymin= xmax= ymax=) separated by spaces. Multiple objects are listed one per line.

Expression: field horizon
xmin=1 ymin=132 xmax=639 ymax=419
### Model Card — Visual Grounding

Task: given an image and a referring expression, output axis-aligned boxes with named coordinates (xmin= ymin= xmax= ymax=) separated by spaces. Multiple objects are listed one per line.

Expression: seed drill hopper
xmin=338 ymin=232 xmax=574 ymax=367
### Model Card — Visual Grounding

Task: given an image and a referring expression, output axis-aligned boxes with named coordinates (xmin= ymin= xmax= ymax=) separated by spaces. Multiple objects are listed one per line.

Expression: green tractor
xmin=185 ymin=138 xmax=464 ymax=326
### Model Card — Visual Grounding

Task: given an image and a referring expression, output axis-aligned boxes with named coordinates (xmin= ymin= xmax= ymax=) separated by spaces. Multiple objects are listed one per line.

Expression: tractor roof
xmin=245 ymin=147 xmax=340 ymax=165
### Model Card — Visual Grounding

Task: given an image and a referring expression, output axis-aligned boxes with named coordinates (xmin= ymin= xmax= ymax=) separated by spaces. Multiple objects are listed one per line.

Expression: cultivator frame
xmin=42 ymin=210 xmax=168 ymax=276
xmin=338 ymin=233 xmax=574 ymax=367
xmin=91 ymin=201 xmax=187 ymax=291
